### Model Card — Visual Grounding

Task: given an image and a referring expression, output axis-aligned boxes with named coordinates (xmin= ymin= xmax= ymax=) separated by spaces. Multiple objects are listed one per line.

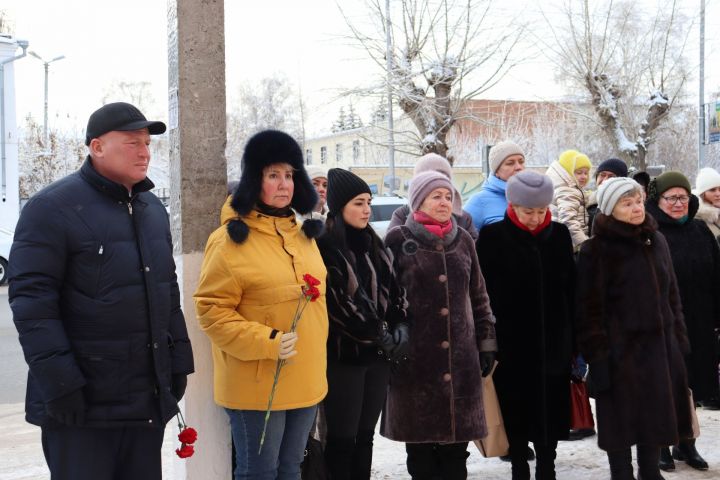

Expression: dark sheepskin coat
xmin=476 ymin=216 xmax=575 ymax=444
xmin=576 ymin=214 xmax=693 ymax=451
xmin=381 ymin=216 xmax=497 ymax=443
xmin=646 ymin=197 xmax=720 ymax=402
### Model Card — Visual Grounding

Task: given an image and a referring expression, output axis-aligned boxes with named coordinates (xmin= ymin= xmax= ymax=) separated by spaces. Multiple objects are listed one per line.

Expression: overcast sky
xmin=3 ymin=0 xmax=719 ymax=138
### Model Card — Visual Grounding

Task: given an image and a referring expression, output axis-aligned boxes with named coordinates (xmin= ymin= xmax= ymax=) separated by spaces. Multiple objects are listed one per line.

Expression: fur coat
xmin=576 ymin=214 xmax=693 ymax=451
xmin=646 ymin=197 xmax=720 ymax=402
xmin=381 ymin=215 xmax=497 ymax=443
xmin=476 ymin=216 xmax=575 ymax=443
xmin=316 ymin=230 xmax=408 ymax=365
xmin=695 ymin=199 xmax=720 ymax=240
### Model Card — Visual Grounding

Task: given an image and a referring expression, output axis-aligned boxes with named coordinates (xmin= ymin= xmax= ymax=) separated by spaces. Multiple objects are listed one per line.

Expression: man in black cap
xmin=8 ymin=102 xmax=194 ymax=479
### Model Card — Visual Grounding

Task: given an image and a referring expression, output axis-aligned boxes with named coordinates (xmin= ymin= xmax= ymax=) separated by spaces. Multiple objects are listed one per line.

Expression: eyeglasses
xmin=660 ymin=195 xmax=690 ymax=205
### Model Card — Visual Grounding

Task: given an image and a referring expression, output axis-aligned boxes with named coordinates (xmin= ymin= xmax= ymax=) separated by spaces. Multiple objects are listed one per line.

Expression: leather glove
xmin=46 ymin=389 xmax=86 ymax=426
xmin=479 ymin=351 xmax=496 ymax=377
xmin=390 ymin=324 xmax=410 ymax=362
xmin=379 ymin=330 xmax=396 ymax=359
xmin=171 ymin=374 xmax=187 ymax=401
xmin=587 ymin=359 xmax=611 ymax=397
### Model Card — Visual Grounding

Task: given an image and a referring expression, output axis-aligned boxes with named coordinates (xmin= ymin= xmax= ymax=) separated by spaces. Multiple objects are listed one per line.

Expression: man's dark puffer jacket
xmin=9 ymin=157 xmax=194 ymax=427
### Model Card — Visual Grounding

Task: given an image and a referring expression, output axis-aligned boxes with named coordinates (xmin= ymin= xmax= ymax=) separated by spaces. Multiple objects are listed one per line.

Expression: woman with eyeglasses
xmin=645 ymin=171 xmax=720 ymax=473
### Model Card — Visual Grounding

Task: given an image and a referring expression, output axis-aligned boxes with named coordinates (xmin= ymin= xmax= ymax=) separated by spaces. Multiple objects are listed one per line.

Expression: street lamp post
xmin=28 ymin=51 xmax=65 ymax=147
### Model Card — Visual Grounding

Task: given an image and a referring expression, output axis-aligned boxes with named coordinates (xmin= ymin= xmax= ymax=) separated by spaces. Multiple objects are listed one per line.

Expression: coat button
xmin=153 ymin=342 xmax=159 ymax=349
xmin=443 ymin=373 xmax=452 ymax=382
xmin=441 ymin=341 xmax=450 ymax=349
xmin=438 ymin=274 xmax=447 ymax=283
xmin=435 ymin=244 xmax=444 ymax=251
xmin=440 ymin=307 xmax=449 ymax=316
xmin=145 ymin=266 xmax=150 ymax=272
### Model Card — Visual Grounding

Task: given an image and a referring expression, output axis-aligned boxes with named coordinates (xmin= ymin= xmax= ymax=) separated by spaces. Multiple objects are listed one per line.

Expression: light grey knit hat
xmin=597 ymin=177 xmax=642 ymax=215
xmin=489 ymin=140 xmax=525 ymax=173
xmin=505 ymin=171 xmax=554 ymax=208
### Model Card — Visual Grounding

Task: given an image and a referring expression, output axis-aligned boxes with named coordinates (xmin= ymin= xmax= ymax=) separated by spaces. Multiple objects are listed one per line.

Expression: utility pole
xmin=698 ymin=0 xmax=705 ymax=170
xmin=385 ymin=0 xmax=396 ymax=195
xmin=28 ymin=51 xmax=65 ymax=147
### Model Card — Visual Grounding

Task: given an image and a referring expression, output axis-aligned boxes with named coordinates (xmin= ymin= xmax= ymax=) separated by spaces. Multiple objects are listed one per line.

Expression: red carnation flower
xmin=303 ymin=273 xmax=321 ymax=287
xmin=178 ymin=427 xmax=198 ymax=445
xmin=176 ymin=443 xmax=195 ymax=458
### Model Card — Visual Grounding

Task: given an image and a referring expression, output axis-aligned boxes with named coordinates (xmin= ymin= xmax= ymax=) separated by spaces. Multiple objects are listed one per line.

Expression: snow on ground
xmin=1 ymin=401 xmax=718 ymax=479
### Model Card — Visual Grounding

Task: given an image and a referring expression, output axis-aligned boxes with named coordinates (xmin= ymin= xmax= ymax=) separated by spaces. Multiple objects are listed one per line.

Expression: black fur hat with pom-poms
xmin=227 ymin=130 xmax=319 ymax=243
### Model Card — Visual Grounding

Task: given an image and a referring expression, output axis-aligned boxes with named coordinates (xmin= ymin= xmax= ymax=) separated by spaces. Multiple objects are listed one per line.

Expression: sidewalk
xmin=1 ymin=401 xmax=719 ymax=479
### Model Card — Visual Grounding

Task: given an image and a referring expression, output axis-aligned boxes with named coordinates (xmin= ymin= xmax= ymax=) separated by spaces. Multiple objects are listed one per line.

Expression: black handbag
xmin=301 ymin=435 xmax=327 ymax=480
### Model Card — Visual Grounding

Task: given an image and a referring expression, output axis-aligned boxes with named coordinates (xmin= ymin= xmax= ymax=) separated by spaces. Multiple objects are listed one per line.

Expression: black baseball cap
xmin=85 ymin=102 xmax=166 ymax=146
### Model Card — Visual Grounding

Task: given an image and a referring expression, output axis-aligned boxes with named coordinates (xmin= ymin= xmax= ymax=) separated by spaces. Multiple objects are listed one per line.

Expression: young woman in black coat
xmin=645 ymin=171 xmax=720 ymax=472
xmin=476 ymin=171 xmax=575 ymax=480
xmin=316 ymin=168 xmax=410 ymax=479
xmin=577 ymin=177 xmax=693 ymax=480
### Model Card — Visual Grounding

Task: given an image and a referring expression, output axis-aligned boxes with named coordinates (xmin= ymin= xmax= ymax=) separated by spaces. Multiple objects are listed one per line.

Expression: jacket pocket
xmin=74 ymin=340 xmax=129 ymax=404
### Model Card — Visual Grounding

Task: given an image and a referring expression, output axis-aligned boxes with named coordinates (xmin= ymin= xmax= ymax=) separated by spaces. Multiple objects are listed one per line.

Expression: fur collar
xmin=593 ymin=213 xmax=657 ymax=243
xmin=695 ymin=200 xmax=720 ymax=225
xmin=404 ymin=213 xmax=458 ymax=247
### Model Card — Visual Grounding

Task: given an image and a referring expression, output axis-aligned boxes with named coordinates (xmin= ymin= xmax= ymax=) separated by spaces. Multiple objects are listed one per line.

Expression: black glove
xmin=479 ymin=351 xmax=496 ymax=377
xmin=390 ymin=324 xmax=410 ymax=362
xmin=587 ymin=359 xmax=611 ymax=397
xmin=171 ymin=374 xmax=188 ymax=401
xmin=46 ymin=389 xmax=86 ymax=426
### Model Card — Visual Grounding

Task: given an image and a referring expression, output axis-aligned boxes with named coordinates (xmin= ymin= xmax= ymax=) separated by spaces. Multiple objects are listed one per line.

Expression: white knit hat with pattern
xmin=597 ymin=177 xmax=642 ymax=215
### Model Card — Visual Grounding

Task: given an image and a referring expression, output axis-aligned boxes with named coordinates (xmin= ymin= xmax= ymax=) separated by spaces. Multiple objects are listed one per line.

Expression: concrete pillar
xmin=167 ymin=1 xmax=228 ymax=479
xmin=0 ymin=37 xmax=21 ymax=232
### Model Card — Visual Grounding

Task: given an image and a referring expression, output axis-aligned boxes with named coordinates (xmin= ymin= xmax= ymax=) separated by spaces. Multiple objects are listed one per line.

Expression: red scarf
xmin=413 ymin=211 xmax=453 ymax=238
xmin=507 ymin=204 xmax=551 ymax=236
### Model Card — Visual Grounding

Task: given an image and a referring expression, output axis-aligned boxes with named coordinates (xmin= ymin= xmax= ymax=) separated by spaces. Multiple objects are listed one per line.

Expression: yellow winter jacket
xmin=194 ymin=198 xmax=328 ymax=410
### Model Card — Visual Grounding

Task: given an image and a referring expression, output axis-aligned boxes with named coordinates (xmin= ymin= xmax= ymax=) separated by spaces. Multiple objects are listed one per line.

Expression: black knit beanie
xmin=595 ymin=158 xmax=628 ymax=179
xmin=327 ymin=168 xmax=372 ymax=214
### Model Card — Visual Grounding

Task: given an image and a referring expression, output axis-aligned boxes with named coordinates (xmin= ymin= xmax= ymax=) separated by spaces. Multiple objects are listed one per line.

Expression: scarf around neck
xmin=507 ymin=204 xmax=552 ymax=236
xmin=412 ymin=210 xmax=453 ymax=238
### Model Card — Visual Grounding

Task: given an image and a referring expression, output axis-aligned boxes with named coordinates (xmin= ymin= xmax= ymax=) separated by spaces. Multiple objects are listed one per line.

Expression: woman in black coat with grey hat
xmin=476 ymin=170 xmax=575 ymax=480
xmin=317 ymin=168 xmax=410 ymax=480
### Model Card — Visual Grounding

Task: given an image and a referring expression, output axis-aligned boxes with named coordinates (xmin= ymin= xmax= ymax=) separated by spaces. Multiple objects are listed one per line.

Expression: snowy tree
xmin=19 ymin=115 xmax=85 ymax=198
xmin=339 ymin=0 xmax=525 ymax=162
xmin=226 ymin=75 xmax=305 ymax=178
xmin=542 ymin=0 xmax=692 ymax=170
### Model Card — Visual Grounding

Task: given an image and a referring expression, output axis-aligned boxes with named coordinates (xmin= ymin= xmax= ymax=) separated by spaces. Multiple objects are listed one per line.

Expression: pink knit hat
xmin=408 ymin=171 xmax=455 ymax=212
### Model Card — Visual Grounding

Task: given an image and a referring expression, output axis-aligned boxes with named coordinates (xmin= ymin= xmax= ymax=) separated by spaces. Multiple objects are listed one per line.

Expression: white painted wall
xmin=0 ymin=37 xmax=21 ymax=233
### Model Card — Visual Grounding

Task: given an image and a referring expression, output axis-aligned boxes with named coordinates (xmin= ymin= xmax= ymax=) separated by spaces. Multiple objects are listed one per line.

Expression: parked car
xmin=0 ymin=228 xmax=12 ymax=285
xmin=369 ymin=195 xmax=408 ymax=238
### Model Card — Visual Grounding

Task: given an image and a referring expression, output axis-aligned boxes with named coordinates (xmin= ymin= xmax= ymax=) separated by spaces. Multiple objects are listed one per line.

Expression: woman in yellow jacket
xmin=194 ymin=130 xmax=328 ymax=480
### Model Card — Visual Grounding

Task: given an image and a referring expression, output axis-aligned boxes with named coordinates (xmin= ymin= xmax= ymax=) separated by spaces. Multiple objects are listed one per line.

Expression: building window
xmin=320 ymin=146 xmax=327 ymax=164
xmin=306 ymin=149 xmax=312 ymax=164
xmin=352 ymin=140 xmax=360 ymax=162
xmin=336 ymin=143 xmax=343 ymax=164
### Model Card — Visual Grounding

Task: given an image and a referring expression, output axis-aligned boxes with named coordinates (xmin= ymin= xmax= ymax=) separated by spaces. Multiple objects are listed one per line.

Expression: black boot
xmin=436 ymin=442 xmax=470 ymax=480
xmin=637 ymin=445 xmax=665 ymax=480
xmin=509 ymin=441 xmax=530 ymax=480
xmin=534 ymin=443 xmax=558 ymax=480
xmin=607 ymin=449 xmax=636 ymax=480
xmin=672 ymin=439 xmax=708 ymax=471
xmin=324 ymin=436 xmax=355 ymax=480
xmin=351 ymin=429 xmax=375 ymax=480
xmin=658 ymin=447 xmax=674 ymax=472
xmin=406 ymin=443 xmax=440 ymax=480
